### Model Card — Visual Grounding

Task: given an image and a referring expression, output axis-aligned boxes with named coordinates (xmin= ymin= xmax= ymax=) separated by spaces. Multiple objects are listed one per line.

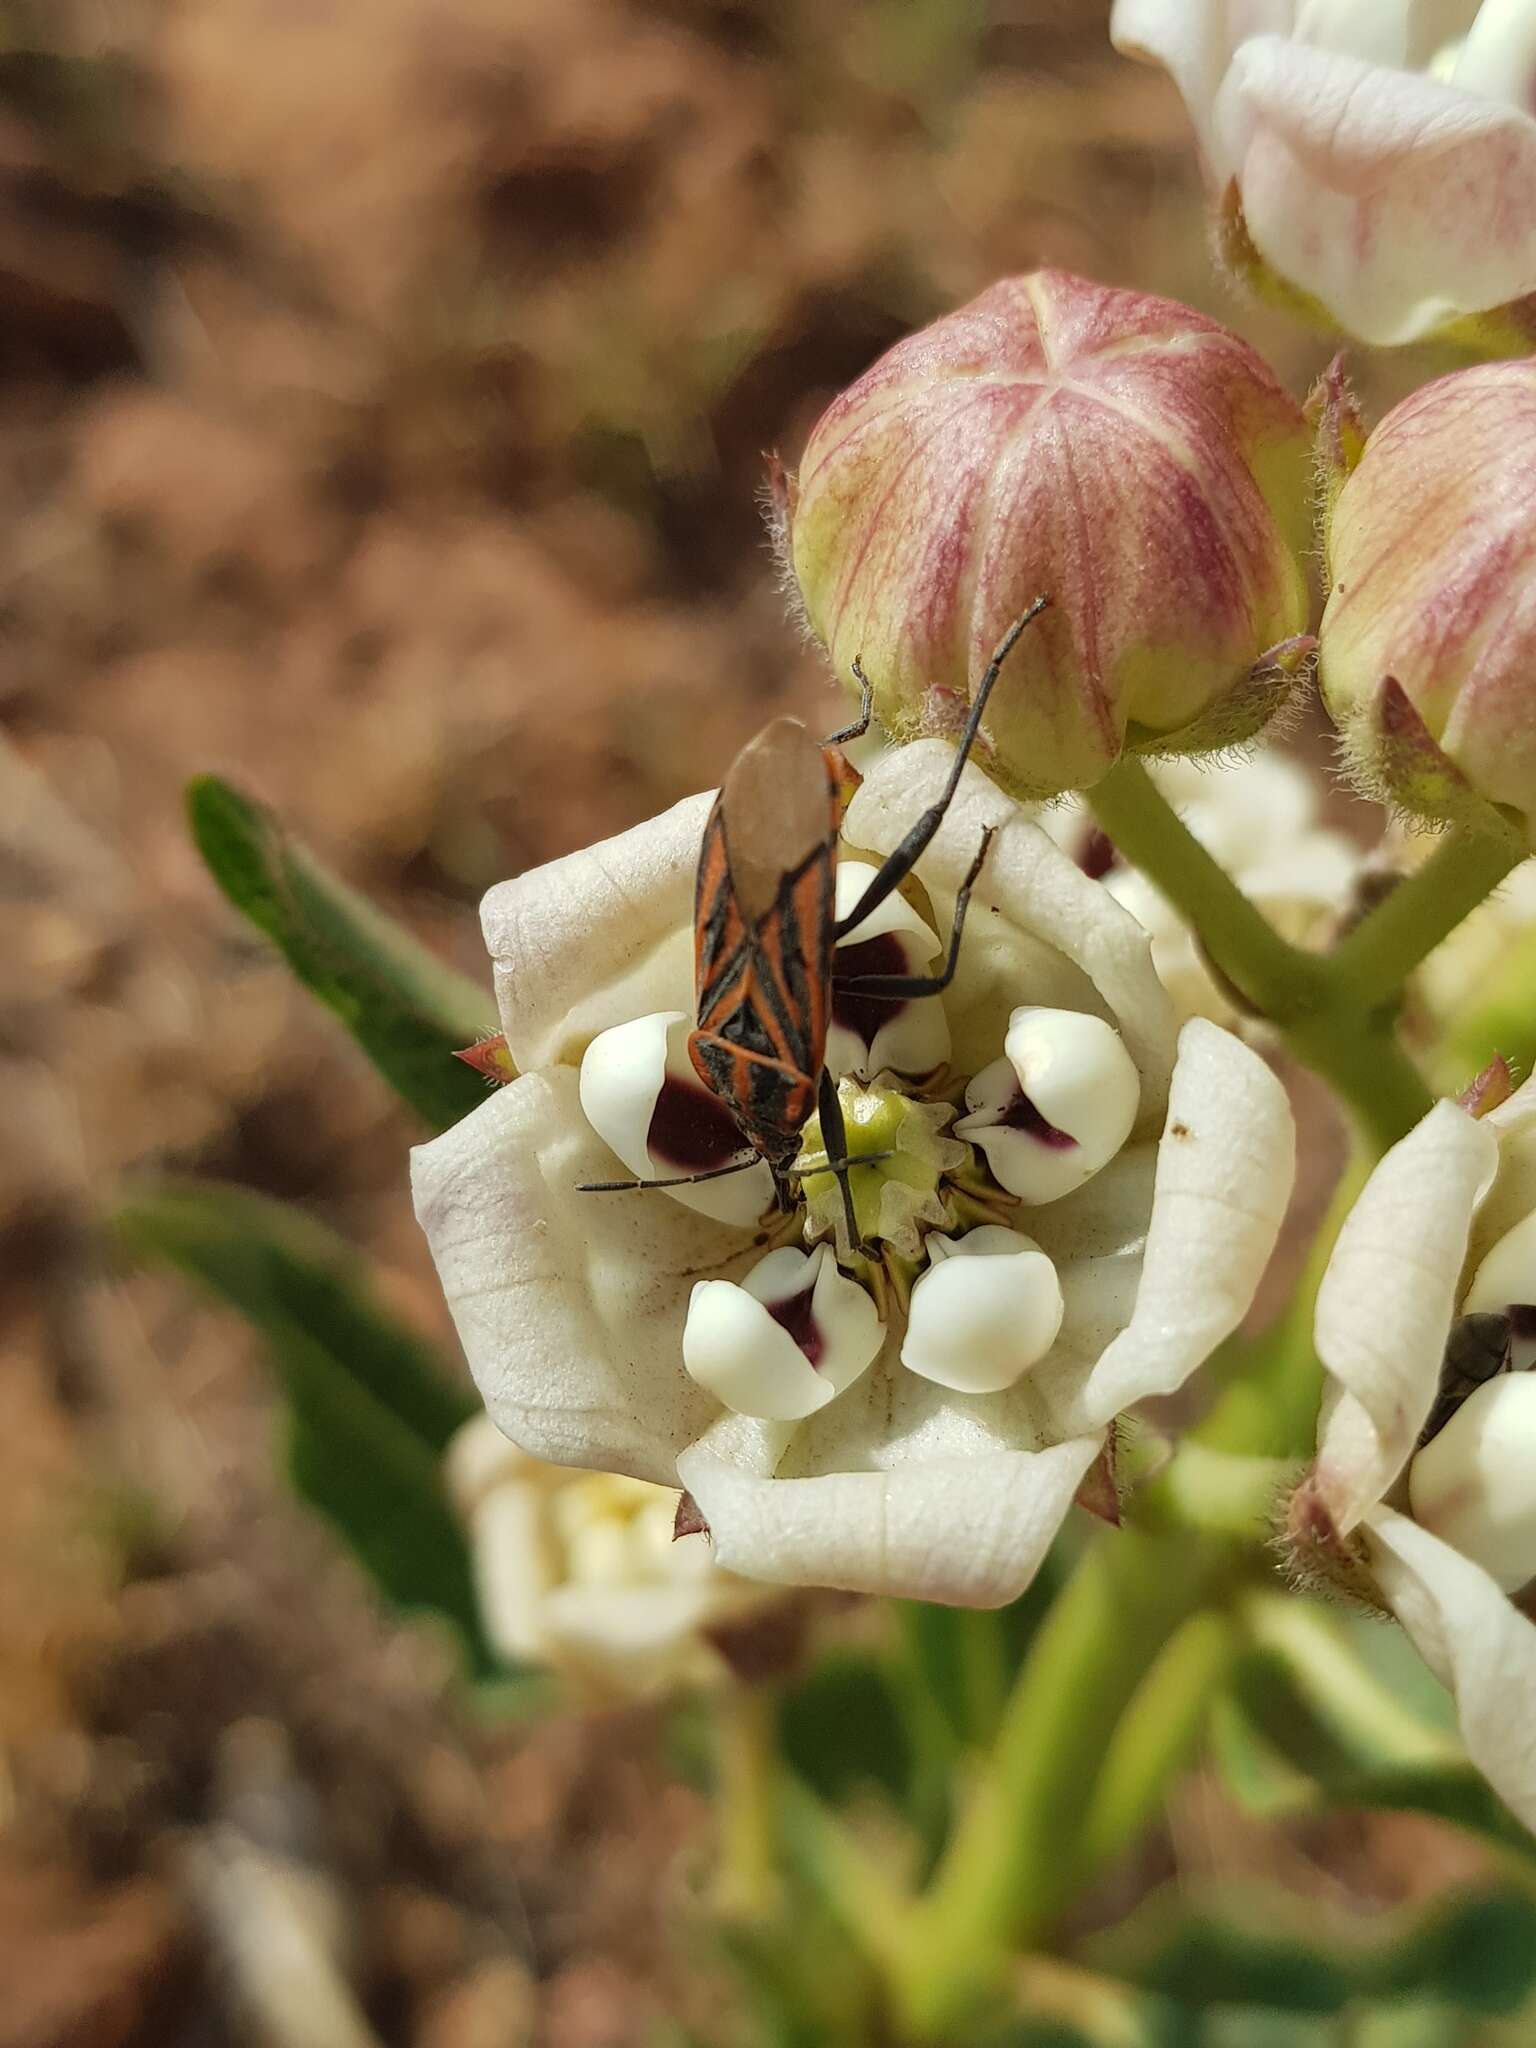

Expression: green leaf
xmin=779 ymin=1652 xmax=913 ymax=1807
xmin=187 ymin=774 xmax=498 ymax=1129
xmin=1090 ymin=1884 xmax=1536 ymax=2020
xmin=1226 ymin=1606 xmax=1536 ymax=1867
xmin=115 ymin=1182 xmax=492 ymax=1673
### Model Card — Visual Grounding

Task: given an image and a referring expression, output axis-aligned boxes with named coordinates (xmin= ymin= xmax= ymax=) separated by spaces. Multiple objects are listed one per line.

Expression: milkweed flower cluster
xmin=1112 ymin=0 xmax=1536 ymax=350
xmin=414 ymin=745 xmax=1295 ymax=1607
xmin=1293 ymin=1082 xmax=1536 ymax=1828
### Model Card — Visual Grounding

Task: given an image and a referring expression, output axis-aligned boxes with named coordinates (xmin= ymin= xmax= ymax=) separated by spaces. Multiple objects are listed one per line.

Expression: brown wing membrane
xmin=718 ymin=719 xmax=835 ymax=923
xmin=692 ymin=720 xmax=839 ymax=1142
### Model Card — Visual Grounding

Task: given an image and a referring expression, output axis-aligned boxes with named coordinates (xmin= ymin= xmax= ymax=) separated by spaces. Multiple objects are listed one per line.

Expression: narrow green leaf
xmin=116 ymin=1182 xmax=475 ymax=1450
xmin=187 ymin=774 xmax=498 ymax=1128
xmin=115 ymin=1183 xmax=492 ymax=1672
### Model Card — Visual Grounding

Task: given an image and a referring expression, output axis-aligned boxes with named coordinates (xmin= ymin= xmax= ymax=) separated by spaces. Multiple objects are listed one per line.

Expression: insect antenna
xmin=833 ymin=596 xmax=1048 ymax=941
xmin=578 ymin=1144 xmax=894 ymax=1197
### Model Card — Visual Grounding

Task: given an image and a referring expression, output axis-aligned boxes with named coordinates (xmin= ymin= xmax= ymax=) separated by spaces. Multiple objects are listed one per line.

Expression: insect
xmin=581 ymin=598 xmax=1050 ymax=1247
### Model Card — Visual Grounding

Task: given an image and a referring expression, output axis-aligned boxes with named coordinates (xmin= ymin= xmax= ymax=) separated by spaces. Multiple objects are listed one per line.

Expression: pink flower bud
xmin=787 ymin=270 xmax=1313 ymax=799
xmin=1318 ymin=362 xmax=1536 ymax=844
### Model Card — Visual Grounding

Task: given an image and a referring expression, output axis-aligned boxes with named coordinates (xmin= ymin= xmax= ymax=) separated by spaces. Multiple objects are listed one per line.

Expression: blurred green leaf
xmin=1225 ymin=1605 xmax=1536 ymax=1868
xmin=779 ymin=1651 xmax=913 ymax=1807
xmin=116 ymin=1182 xmax=492 ymax=1673
xmin=1090 ymin=1885 xmax=1536 ymax=2020
xmin=187 ymin=774 xmax=497 ymax=1129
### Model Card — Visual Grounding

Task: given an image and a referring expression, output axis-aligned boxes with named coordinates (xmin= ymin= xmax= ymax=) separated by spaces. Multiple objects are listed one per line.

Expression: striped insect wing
xmin=691 ymin=720 xmax=839 ymax=1153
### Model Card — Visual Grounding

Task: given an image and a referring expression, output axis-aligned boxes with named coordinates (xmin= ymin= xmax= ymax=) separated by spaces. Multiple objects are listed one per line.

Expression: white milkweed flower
xmin=1297 ymin=1078 xmax=1536 ymax=1827
xmin=1041 ymin=754 xmax=1362 ymax=1029
xmin=1111 ymin=0 xmax=1536 ymax=351
xmin=413 ymin=742 xmax=1295 ymax=1607
xmin=446 ymin=1414 xmax=774 ymax=1700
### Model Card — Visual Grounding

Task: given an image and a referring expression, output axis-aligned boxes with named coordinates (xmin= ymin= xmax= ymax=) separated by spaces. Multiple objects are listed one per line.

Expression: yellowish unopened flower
xmin=786 ymin=270 xmax=1313 ymax=802
xmin=446 ymin=1415 xmax=771 ymax=1701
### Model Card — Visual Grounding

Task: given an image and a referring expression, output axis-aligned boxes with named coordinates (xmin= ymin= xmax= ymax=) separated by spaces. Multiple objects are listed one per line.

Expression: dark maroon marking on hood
xmin=648 ymin=1074 xmax=747 ymax=1170
xmin=1000 ymin=1087 xmax=1077 ymax=1151
xmin=768 ymin=1282 xmax=824 ymax=1368
xmin=1077 ymin=826 xmax=1120 ymax=880
xmin=833 ymin=931 xmax=911 ymax=1051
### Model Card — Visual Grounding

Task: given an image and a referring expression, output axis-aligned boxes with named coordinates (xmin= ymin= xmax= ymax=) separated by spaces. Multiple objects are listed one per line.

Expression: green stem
xmin=1087 ymin=757 xmax=1435 ymax=1152
xmin=1086 ymin=756 xmax=1325 ymax=1022
xmin=891 ymin=1527 xmax=1244 ymax=2038
xmin=1329 ymin=822 xmax=1523 ymax=1011
xmin=714 ymin=1682 xmax=782 ymax=1920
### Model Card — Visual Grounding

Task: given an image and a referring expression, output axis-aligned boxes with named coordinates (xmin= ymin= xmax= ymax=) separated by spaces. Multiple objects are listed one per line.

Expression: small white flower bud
xmin=578 ymin=1010 xmax=775 ymax=1226
xmin=1409 ymin=1374 xmax=1536 ymax=1594
xmin=825 ymin=860 xmax=951 ymax=1081
xmin=955 ymin=1007 xmax=1140 ymax=1204
xmin=683 ymin=1244 xmax=884 ymax=1422
xmin=900 ymin=1225 xmax=1064 ymax=1394
xmin=1464 ymin=1212 xmax=1536 ymax=1368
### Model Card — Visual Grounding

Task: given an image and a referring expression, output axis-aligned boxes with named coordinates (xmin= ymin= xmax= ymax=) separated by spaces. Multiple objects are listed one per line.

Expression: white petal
xmin=1110 ymin=0 xmax=1299 ymax=174
xmin=537 ymin=1580 xmax=721 ymax=1700
xmin=1464 ymin=1209 xmax=1536 ymax=1318
xmin=682 ymin=1245 xmax=882 ymax=1421
xmin=1365 ymin=1506 xmax=1536 ymax=1833
xmin=833 ymin=859 xmax=941 ymax=950
xmin=1409 ymin=1374 xmax=1536 ymax=1592
xmin=1470 ymin=1072 xmax=1536 ymax=1258
xmin=827 ymin=859 xmax=952 ymax=1079
xmin=1217 ymin=35 xmax=1536 ymax=345
xmin=956 ymin=1008 xmax=1140 ymax=1204
xmin=1046 ymin=1018 xmax=1294 ymax=1435
xmin=481 ymin=791 xmax=711 ymax=1071
xmin=676 ymin=1433 xmax=1103 ymax=1605
xmin=465 ymin=1481 xmax=553 ymax=1666
xmin=843 ymin=743 xmax=1178 ymax=1131
xmin=443 ymin=1411 xmax=537 ymax=1516
xmin=412 ymin=1069 xmax=743 ymax=1482
xmin=901 ymin=1227 xmax=1065 ymax=1394
xmin=577 ymin=1010 xmax=775 ymax=1227
xmin=1451 ymin=0 xmax=1536 ymax=107
xmin=1314 ymin=1100 xmax=1501 ymax=1531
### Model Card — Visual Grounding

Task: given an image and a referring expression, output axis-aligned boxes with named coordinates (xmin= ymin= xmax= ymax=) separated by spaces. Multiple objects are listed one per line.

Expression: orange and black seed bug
xmin=580 ymin=598 xmax=1049 ymax=1245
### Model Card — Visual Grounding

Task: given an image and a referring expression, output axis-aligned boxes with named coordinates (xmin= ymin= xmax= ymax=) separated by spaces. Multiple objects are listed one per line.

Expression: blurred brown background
xmin=0 ymin=4 xmax=1408 ymax=2043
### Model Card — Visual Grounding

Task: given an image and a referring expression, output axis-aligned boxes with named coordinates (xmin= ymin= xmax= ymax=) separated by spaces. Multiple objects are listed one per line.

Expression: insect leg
xmin=815 ymin=1065 xmax=867 ymax=1255
xmin=832 ymin=597 xmax=1048 ymax=940
xmin=578 ymin=1154 xmax=765 ymax=1193
xmin=834 ymin=827 xmax=996 ymax=999
xmin=822 ymin=660 xmax=875 ymax=746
